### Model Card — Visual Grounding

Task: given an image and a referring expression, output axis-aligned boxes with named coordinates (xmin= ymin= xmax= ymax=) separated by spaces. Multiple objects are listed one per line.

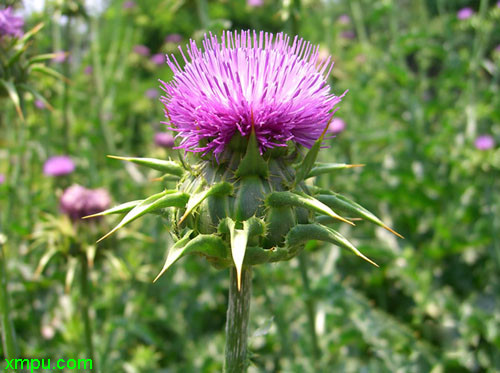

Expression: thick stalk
xmin=298 ymin=253 xmax=320 ymax=364
xmin=224 ymin=267 xmax=252 ymax=373
xmin=0 ymin=245 xmax=18 ymax=364
xmin=79 ymin=254 xmax=96 ymax=370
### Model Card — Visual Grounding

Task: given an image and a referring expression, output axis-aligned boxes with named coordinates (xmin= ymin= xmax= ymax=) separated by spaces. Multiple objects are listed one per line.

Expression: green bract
xmin=93 ymin=129 xmax=401 ymax=289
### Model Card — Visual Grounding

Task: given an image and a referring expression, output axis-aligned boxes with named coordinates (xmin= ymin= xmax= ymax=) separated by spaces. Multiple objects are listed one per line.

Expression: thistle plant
xmin=91 ymin=30 xmax=401 ymax=372
xmin=1 ymin=7 xmax=67 ymax=365
xmin=0 ymin=9 xmax=67 ymax=119
xmin=32 ymin=185 xmax=112 ymax=371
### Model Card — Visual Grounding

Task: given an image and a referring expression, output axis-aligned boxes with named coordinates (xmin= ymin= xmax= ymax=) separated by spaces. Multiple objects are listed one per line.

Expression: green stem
xmin=259 ymin=275 xmax=291 ymax=360
xmin=290 ymin=0 xmax=302 ymax=36
xmin=195 ymin=0 xmax=209 ymax=30
xmin=0 ymin=245 xmax=18 ymax=364
xmin=79 ymin=254 xmax=96 ymax=370
xmin=350 ymin=0 xmax=369 ymax=46
xmin=298 ymin=253 xmax=320 ymax=364
xmin=224 ymin=267 xmax=252 ymax=373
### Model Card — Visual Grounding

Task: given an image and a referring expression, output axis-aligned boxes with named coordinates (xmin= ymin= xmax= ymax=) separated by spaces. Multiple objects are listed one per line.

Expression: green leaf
xmin=0 ymin=79 xmax=24 ymax=120
xmin=154 ymin=232 xmax=228 ymax=282
xmin=28 ymin=53 xmax=60 ymax=65
xmin=83 ymin=200 xmax=142 ymax=219
xmin=307 ymin=163 xmax=365 ymax=178
xmin=179 ymin=182 xmax=233 ymax=224
xmin=97 ymin=191 xmax=188 ymax=243
xmin=86 ymin=245 xmax=97 ymax=268
xmin=154 ymin=230 xmax=193 ymax=282
xmin=104 ymin=251 xmax=130 ymax=280
xmin=17 ymin=84 xmax=54 ymax=111
xmin=65 ymin=257 xmax=78 ymax=293
xmin=235 ymin=128 xmax=268 ymax=178
xmin=317 ymin=193 xmax=403 ymax=238
xmin=286 ymin=224 xmax=378 ymax=267
xmin=107 ymin=155 xmax=184 ymax=177
xmin=265 ymin=191 xmax=354 ymax=226
xmin=7 ymin=43 xmax=29 ymax=67
xmin=30 ymin=64 xmax=71 ymax=83
xmin=33 ymin=247 xmax=58 ymax=279
xmin=19 ymin=22 xmax=44 ymax=44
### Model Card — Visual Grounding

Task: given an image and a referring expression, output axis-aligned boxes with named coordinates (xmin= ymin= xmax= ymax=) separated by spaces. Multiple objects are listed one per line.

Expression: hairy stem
xmin=224 ymin=267 xmax=252 ymax=373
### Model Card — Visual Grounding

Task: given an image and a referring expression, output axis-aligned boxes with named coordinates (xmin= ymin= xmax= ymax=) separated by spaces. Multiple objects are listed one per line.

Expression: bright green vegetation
xmin=1 ymin=0 xmax=499 ymax=372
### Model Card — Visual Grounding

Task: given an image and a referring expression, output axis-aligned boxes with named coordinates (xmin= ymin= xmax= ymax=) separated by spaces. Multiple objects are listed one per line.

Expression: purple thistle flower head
xmin=35 ymin=99 xmax=46 ymax=109
xmin=327 ymin=118 xmax=346 ymax=134
xmin=247 ymin=0 xmax=264 ymax=7
xmin=475 ymin=135 xmax=495 ymax=150
xmin=0 ymin=7 xmax=24 ymax=38
xmin=338 ymin=14 xmax=350 ymax=25
xmin=341 ymin=30 xmax=356 ymax=40
xmin=84 ymin=65 xmax=93 ymax=75
xmin=165 ymin=34 xmax=182 ymax=44
xmin=43 ymin=156 xmax=75 ymax=176
xmin=160 ymin=30 xmax=345 ymax=158
xmin=0 ymin=173 xmax=5 ymax=185
xmin=457 ymin=7 xmax=474 ymax=20
xmin=60 ymin=185 xmax=111 ymax=221
xmin=145 ymin=88 xmax=159 ymax=99
xmin=52 ymin=51 xmax=68 ymax=63
xmin=85 ymin=188 xmax=111 ymax=217
xmin=133 ymin=44 xmax=150 ymax=56
xmin=151 ymin=53 xmax=165 ymax=65
xmin=123 ymin=1 xmax=136 ymax=9
xmin=154 ymin=132 xmax=175 ymax=148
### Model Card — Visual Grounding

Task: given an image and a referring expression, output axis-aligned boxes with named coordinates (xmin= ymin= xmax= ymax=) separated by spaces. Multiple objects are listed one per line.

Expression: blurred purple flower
xmin=84 ymin=65 xmax=93 ymax=75
xmin=495 ymin=45 xmax=500 ymax=52
xmin=154 ymin=132 xmax=175 ymax=148
xmin=0 ymin=174 xmax=5 ymax=184
xmin=123 ymin=1 xmax=136 ymax=9
xmin=247 ymin=0 xmax=264 ymax=7
xmin=86 ymin=188 xmax=111 ymax=217
xmin=457 ymin=7 xmax=474 ymax=20
xmin=338 ymin=14 xmax=350 ymax=25
xmin=52 ymin=51 xmax=68 ymax=63
xmin=43 ymin=156 xmax=75 ymax=176
xmin=0 ymin=7 xmax=24 ymax=38
xmin=327 ymin=118 xmax=346 ymax=134
xmin=60 ymin=185 xmax=111 ymax=221
xmin=146 ymin=88 xmax=159 ymax=99
xmin=133 ymin=44 xmax=150 ymax=56
xmin=475 ymin=135 xmax=494 ymax=150
xmin=497 ymin=1 xmax=500 ymax=8
xmin=150 ymin=53 xmax=165 ymax=65
xmin=160 ymin=31 xmax=344 ymax=157
xmin=341 ymin=31 xmax=356 ymax=39
xmin=165 ymin=34 xmax=182 ymax=44
xmin=35 ymin=99 xmax=46 ymax=109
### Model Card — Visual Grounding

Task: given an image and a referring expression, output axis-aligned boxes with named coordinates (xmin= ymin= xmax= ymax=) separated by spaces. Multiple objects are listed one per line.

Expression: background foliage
xmin=1 ymin=0 xmax=499 ymax=372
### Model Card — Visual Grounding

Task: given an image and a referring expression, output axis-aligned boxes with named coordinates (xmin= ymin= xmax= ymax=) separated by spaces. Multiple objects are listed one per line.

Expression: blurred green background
xmin=1 ymin=0 xmax=500 ymax=372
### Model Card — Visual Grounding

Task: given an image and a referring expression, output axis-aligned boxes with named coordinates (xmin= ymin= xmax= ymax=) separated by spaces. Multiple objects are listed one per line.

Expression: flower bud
xmin=60 ymin=185 xmax=111 ymax=221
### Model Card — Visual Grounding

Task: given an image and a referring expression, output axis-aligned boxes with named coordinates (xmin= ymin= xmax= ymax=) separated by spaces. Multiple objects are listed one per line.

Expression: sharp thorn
xmin=383 ymin=225 xmax=404 ymax=239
